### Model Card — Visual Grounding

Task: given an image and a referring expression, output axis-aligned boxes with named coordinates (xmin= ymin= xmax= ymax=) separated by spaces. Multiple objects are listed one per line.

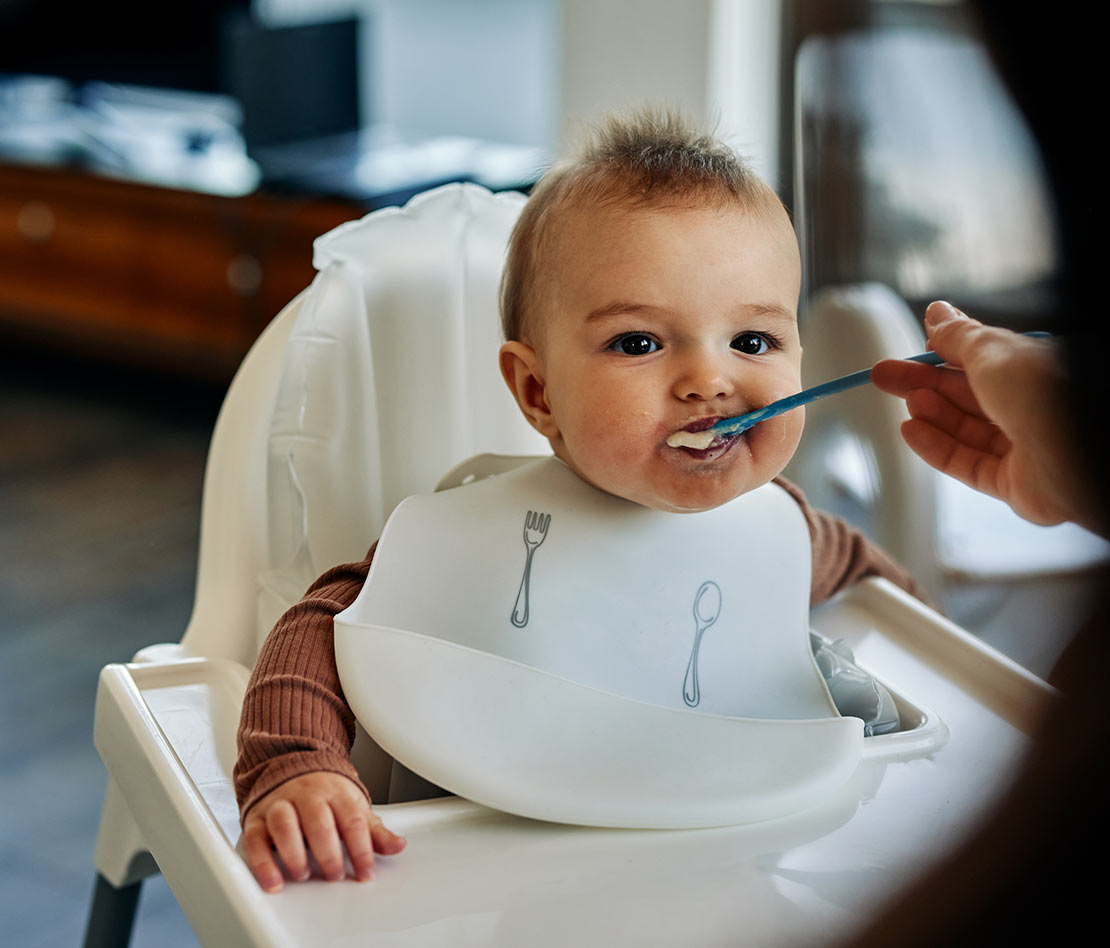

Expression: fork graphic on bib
xmin=511 ymin=510 xmax=550 ymax=628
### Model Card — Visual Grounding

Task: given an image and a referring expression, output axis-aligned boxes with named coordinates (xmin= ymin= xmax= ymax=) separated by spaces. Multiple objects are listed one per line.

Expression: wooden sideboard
xmin=0 ymin=161 xmax=361 ymax=381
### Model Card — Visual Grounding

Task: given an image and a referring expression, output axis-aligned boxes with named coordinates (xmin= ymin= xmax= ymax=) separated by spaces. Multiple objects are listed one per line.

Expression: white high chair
xmin=86 ymin=186 xmax=1057 ymax=948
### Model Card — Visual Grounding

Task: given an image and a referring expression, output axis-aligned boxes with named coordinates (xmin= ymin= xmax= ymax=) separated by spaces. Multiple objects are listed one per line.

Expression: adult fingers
xmin=870 ymin=358 xmax=930 ymax=398
xmin=899 ymin=417 xmax=1003 ymax=498
xmin=904 ymin=388 xmax=1011 ymax=458
xmin=242 ymin=816 xmax=285 ymax=893
xmin=921 ymin=300 xmax=995 ymax=367
xmin=923 ymin=301 xmax=1037 ymax=397
xmin=872 ymin=358 xmax=988 ymax=421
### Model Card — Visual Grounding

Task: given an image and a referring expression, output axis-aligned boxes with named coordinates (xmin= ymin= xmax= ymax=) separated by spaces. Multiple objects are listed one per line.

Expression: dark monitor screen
xmin=221 ymin=13 xmax=360 ymax=149
xmin=0 ymin=1 xmax=250 ymax=93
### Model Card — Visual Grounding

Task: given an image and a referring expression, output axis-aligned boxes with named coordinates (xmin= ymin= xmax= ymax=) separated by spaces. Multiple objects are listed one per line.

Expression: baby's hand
xmin=242 ymin=772 xmax=406 ymax=892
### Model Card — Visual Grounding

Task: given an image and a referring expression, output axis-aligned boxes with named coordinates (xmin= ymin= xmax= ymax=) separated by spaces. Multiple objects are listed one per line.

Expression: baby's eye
xmin=609 ymin=333 xmax=660 ymax=355
xmin=731 ymin=332 xmax=774 ymax=355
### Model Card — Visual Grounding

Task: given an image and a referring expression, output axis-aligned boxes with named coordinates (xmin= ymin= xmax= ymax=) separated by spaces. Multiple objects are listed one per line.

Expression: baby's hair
xmin=500 ymin=107 xmax=781 ymax=343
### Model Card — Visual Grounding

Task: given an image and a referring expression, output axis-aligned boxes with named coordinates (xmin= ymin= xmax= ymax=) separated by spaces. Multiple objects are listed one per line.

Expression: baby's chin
xmin=552 ymin=442 xmax=785 ymax=513
xmin=636 ymin=487 xmax=749 ymax=514
xmin=595 ymin=476 xmax=754 ymax=514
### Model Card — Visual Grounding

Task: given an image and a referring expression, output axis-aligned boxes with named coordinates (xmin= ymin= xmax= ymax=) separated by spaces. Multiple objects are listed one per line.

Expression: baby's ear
xmin=499 ymin=341 xmax=560 ymax=439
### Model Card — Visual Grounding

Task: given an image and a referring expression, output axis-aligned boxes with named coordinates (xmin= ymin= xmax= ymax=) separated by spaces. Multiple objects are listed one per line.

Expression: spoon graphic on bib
xmin=667 ymin=332 xmax=1051 ymax=450
xmin=682 ymin=581 xmax=721 ymax=708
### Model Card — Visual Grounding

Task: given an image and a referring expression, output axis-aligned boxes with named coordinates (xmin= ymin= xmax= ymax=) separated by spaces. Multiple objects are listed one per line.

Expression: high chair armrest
xmin=90 ymin=576 xmax=1053 ymax=948
xmin=811 ymin=576 xmax=1058 ymax=736
xmin=93 ymin=658 xmax=291 ymax=947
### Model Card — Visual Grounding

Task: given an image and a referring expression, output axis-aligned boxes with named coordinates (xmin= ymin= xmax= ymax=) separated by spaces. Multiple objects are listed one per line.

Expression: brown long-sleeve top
xmin=233 ymin=477 xmax=929 ymax=820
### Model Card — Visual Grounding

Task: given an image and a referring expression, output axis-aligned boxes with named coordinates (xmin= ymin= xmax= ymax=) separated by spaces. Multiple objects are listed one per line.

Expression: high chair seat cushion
xmin=334 ymin=457 xmax=860 ymax=828
xmin=257 ymin=184 xmax=549 ymax=646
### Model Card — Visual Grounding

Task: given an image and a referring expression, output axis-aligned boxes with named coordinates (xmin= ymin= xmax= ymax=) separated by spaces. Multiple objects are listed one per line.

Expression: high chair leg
xmin=82 ymin=874 xmax=141 ymax=948
xmin=92 ymin=778 xmax=159 ymax=886
xmin=84 ymin=779 xmax=160 ymax=947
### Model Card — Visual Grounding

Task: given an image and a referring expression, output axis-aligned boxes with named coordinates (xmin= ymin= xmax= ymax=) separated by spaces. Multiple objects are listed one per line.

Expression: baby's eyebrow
xmin=585 ymin=301 xmax=660 ymax=322
xmin=737 ymin=303 xmax=797 ymax=323
xmin=584 ymin=301 xmax=797 ymax=323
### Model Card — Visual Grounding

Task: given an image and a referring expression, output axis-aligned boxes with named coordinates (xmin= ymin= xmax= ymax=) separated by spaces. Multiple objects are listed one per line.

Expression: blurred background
xmin=1 ymin=1 xmax=1105 ymax=945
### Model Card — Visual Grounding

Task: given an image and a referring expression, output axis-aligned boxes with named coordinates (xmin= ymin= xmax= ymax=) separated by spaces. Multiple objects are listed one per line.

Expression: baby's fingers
xmin=332 ymin=801 xmax=407 ymax=881
xmin=264 ymin=799 xmax=310 ymax=883
xmin=334 ymin=806 xmax=377 ymax=882
xmin=370 ymin=813 xmax=407 ymax=856
xmin=243 ymin=816 xmax=286 ymax=893
xmin=296 ymin=796 xmax=347 ymax=882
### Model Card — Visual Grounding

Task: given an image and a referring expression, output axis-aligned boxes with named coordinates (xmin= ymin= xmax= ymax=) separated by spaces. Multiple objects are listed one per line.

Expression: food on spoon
xmin=666 ymin=429 xmax=718 ymax=450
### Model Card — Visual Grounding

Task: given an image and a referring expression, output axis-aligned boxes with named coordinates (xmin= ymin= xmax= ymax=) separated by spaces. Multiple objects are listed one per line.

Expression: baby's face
xmin=503 ymin=200 xmax=803 ymax=513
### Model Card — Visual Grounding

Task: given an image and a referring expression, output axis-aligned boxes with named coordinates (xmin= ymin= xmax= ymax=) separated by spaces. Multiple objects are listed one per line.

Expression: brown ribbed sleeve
xmin=774 ymin=476 xmax=932 ymax=607
xmin=233 ymin=545 xmax=377 ymax=820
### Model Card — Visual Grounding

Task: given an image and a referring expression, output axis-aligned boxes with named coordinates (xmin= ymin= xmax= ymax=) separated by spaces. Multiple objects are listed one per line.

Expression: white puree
xmin=667 ymin=429 xmax=717 ymax=450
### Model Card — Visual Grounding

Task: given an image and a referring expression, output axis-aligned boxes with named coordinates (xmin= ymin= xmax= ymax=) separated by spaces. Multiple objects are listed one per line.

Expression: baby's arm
xmin=234 ymin=545 xmax=405 ymax=890
xmin=773 ymin=477 xmax=934 ymax=608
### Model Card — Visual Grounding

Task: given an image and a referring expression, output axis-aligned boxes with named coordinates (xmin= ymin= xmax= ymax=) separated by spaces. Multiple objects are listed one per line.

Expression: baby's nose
xmin=674 ymin=351 xmax=735 ymax=401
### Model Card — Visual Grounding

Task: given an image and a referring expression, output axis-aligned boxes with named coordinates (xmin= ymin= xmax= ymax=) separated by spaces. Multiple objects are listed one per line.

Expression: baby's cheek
xmin=598 ymin=409 xmax=654 ymax=447
xmin=566 ymin=416 xmax=638 ymax=477
xmin=753 ymin=410 xmax=804 ymax=473
xmin=765 ymin=384 xmax=800 ymax=405
xmin=777 ymin=406 xmax=805 ymax=446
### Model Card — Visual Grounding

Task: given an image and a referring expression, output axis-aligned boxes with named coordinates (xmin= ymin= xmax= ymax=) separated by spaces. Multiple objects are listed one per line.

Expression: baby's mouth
xmin=666 ymin=417 xmax=733 ymax=451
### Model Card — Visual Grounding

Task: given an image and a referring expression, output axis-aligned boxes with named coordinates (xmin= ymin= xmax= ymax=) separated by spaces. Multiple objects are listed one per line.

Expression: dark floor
xmin=0 ymin=343 xmax=223 ymax=947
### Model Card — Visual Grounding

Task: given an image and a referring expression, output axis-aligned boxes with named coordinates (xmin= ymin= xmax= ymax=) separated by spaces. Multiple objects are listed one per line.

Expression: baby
xmin=234 ymin=109 xmax=926 ymax=892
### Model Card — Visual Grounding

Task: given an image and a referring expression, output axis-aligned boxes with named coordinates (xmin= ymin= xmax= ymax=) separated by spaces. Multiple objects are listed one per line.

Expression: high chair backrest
xmin=178 ymin=183 xmax=548 ymax=665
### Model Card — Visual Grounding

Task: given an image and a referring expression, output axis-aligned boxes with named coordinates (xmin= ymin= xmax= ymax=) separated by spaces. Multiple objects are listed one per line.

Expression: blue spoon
xmin=704 ymin=331 xmax=1052 ymax=439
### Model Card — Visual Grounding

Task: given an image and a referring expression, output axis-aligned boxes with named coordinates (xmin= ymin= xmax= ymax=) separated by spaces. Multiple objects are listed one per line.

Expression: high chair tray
xmin=93 ymin=577 xmax=1055 ymax=948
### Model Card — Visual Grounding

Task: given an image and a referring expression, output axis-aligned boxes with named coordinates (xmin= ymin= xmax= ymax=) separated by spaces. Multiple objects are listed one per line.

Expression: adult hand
xmin=242 ymin=771 xmax=406 ymax=892
xmin=871 ymin=301 xmax=1105 ymax=537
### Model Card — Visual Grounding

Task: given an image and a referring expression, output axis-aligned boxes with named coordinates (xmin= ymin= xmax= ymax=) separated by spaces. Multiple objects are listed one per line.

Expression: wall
xmin=255 ymin=0 xmax=782 ymax=180
xmin=560 ymin=0 xmax=780 ymax=186
xmin=257 ymin=0 xmax=559 ymax=148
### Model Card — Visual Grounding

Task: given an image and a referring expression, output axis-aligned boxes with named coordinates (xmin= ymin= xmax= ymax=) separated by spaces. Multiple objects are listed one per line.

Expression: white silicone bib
xmin=335 ymin=458 xmax=863 ymax=827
